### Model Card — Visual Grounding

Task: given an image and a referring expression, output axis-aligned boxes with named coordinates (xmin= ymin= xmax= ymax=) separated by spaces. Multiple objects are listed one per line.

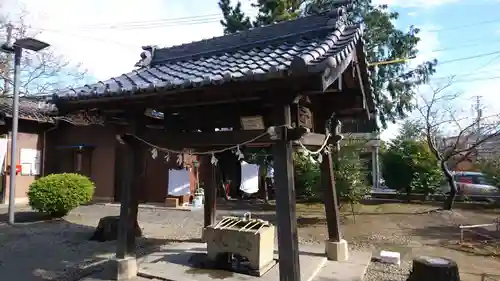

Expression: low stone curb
xmin=99 ymin=203 xmax=195 ymax=212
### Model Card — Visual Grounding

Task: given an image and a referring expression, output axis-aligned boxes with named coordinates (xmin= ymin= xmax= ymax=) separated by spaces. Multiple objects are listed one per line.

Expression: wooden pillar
xmin=201 ymin=155 xmax=217 ymax=227
xmin=320 ymin=144 xmax=341 ymax=242
xmin=115 ymin=112 xmax=146 ymax=280
xmin=272 ymin=104 xmax=301 ymax=281
xmin=116 ymin=136 xmax=134 ymax=260
xmin=115 ymin=133 xmax=141 ymax=280
xmin=321 ymin=116 xmax=348 ymax=261
xmin=127 ymin=136 xmax=144 ymax=254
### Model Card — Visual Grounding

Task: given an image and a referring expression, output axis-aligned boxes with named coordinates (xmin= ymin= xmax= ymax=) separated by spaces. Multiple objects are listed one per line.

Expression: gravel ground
xmin=0 ymin=203 xmax=481 ymax=281
xmin=364 ymin=261 xmax=411 ymax=281
xmin=0 ymin=204 xmax=279 ymax=281
xmin=0 ymin=204 xmax=203 ymax=281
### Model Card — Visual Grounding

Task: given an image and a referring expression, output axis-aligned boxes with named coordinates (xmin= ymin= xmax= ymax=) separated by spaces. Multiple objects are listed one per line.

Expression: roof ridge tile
xmin=148 ymin=10 xmax=346 ymax=66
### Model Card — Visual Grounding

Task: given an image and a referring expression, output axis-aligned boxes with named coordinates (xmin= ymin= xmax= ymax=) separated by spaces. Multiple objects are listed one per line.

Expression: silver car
xmin=442 ymin=171 xmax=499 ymax=196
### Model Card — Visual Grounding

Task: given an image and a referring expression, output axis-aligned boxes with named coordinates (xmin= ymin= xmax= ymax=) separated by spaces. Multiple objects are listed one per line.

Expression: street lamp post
xmin=1 ymin=37 xmax=50 ymax=225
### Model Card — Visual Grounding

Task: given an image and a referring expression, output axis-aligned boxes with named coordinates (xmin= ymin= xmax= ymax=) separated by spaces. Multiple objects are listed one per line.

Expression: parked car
xmin=441 ymin=171 xmax=499 ymax=196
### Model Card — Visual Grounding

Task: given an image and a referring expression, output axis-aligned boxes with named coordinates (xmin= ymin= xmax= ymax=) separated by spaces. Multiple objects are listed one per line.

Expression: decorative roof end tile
xmin=134 ymin=45 xmax=156 ymax=68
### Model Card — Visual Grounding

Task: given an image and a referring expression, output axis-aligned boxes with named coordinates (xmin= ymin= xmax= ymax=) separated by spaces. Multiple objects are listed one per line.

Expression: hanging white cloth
xmin=240 ymin=161 xmax=259 ymax=194
xmin=168 ymin=168 xmax=191 ymax=196
xmin=0 ymin=138 xmax=8 ymax=172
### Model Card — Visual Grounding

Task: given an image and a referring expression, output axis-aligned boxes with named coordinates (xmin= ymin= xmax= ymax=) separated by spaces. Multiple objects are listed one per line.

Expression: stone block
xmin=114 ymin=256 xmax=137 ymax=280
xmin=89 ymin=216 xmax=142 ymax=242
xmin=379 ymin=250 xmax=401 ymax=266
xmin=204 ymin=222 xmax=275 ymax=272
xmin=325 ymin=239 xmax=349 ymax=261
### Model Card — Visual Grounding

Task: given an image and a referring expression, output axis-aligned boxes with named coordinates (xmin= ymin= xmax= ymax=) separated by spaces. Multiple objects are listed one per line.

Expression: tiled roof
xmin=55 ymin=8 xmax=370 ymax=102
xmin=0 ymin=98 xmax=56 ymax=123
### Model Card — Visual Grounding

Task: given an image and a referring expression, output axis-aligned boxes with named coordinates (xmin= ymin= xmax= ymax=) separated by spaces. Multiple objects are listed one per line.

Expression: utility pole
xmin=475 ymin=96 xmax=482 ymax=133
xmin=472 ymin=95 xmax=487 ymax=160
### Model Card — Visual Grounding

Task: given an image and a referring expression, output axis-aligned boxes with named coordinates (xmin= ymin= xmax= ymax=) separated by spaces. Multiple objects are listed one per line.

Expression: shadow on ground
xmin=0 ymin=211 xmax=54 ymax=223
xmin=0 ymin=210 xmax=201 ymax=281
xmin=215 ymin=199 xmax=276 ymax=212
xmin=410 ymin=224 xmax=500 ymax=257
xmin=362 ymin=198 xmax=500 ymax=212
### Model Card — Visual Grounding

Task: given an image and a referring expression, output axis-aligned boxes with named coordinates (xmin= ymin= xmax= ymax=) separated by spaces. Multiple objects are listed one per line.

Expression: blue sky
xmin=378 ymin=0 xmax=500 ymax=139
xmin=395 ymin=0 xmax=500 ymax=77
xmin=4 ymin=0 xmax=500 ymax=139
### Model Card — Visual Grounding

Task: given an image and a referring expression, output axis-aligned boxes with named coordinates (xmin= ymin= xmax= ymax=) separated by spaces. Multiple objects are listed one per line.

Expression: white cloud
xmin=410 ymin=25 xmax=441 ymax=68
xmin=6 ymin=0 xmax=443 ymax=83
xmin=373 ymin=0 xmax=459 ymax=8
xmin=407 ymin=11 xmax=419 ymax=17
xmin=457 ymin=64 xmax=500 ymax=116
xmin=5 ymin=0 xmax=257 ymax=80
xmin=381 ymin=122 xmax=401 ymax=141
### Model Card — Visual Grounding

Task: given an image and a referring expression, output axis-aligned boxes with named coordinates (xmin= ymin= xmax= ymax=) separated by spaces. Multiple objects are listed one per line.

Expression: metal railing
xmin=481 ymin=273 xmax=500 ymax=281
xmin=459 ymin=218 xmax=500 ymax=243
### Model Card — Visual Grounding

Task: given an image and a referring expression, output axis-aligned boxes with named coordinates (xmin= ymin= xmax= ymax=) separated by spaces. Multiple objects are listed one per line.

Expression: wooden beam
xmin=56 ymin=76 xmax=316 ymax=113
xmin=57 ymin=76 xmax=365 ymax=117
xmin=309 ymin=90 xmax=365 ymax=112
xmin=144 ymin=130 xmax=330 ymax=148
xmin=354 ymin=55 xmax=370 ymax=119
xmin=355 ymin=43 xmax=376 ymax=115
xmin=273 ymin=104 xmax=301 ymax=281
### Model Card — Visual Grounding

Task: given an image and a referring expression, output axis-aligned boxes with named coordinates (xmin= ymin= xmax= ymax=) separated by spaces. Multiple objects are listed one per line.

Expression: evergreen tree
xmin=393 ymin=119 xmax=424 ymax=143
xmin=217 ymin=0 xmax=438 ymax=128
xmin=252 ymin=0 xmax=304 ymax=26
xmin=219 ymin=0 xmax=252 ymax=34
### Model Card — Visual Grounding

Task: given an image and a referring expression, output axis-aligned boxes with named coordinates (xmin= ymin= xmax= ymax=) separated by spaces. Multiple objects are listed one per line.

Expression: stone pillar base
xmin=325 ymin=239 xmax=349 ymax=261
xmin=201 ymin=227 xmax=207 ymax=242
xmin=114 ymin=256 xmax=137 ymax=280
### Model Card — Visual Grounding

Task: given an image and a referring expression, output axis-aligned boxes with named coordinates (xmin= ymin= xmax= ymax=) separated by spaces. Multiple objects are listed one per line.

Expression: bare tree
xmin=416 ymin=81 xmax=500 ymax=210
xmin=0 ymin=11 xmax=87 ymax=96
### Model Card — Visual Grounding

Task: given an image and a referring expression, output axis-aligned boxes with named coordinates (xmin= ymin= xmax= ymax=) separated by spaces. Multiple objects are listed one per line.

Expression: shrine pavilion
xmin=51 ymin=6 xmax=378 ymax=281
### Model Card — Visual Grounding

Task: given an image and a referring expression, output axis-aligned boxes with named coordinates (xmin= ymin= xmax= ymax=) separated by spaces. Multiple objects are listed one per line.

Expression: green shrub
xmin=293 ymin=143 xmax=370 ymax=202
xmin=293 ymin=152 xmax=321 ymax=197
xmin=382 ymin=140 xmax=442 ymax=197
xmin=334 ymin=144 xmax=371 ymax=204
xmin=28 ymin=173 xmax=95 ymax=217
xmin=479 ymin=159 xmax=500 ymax=187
